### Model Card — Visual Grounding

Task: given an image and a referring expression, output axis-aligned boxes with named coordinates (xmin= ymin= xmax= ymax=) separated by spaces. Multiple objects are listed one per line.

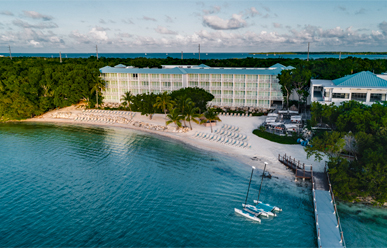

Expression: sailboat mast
xmin=244 ymin=166 xmax=255 ymax=206
xmin=256 ymin=162 xmax=268 ymax=204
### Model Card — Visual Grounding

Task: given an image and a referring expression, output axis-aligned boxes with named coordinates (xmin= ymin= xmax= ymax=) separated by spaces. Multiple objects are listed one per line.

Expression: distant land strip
xmin=249 ymin=52 xmax=387 ymax=55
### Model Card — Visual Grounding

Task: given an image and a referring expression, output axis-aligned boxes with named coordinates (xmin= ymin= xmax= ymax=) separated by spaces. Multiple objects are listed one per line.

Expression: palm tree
xmin=176 ymin=95 xmax=193 ymax=127
xmin=166 ymin=108 xmax=183 ymax=129
xmin=154 ymin=91 xmax=175 ymax=118
xmin=201 ymin=108 xmax=221 ymax=133
xmin=121 ymin=91 xmax=134 ymax=110
xmin=91 ymin=79 xmax=106 ymax=108
xmin=185 ymin=104 xmax=201 ymax=130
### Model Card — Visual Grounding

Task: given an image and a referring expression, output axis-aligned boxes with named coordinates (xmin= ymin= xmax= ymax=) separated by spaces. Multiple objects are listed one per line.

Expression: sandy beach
xmin=24 ymin=105 xmax=326 ymax=179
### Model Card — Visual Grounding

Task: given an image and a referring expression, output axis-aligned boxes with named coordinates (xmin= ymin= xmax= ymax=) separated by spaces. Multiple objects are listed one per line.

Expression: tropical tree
xmin=91 ymin=79 xmax=106 ymax=108
xmin=185 ymin=104 xmax=201 ymax=130
xmin=121 ymin=91 xmax=134 ymax=110
xmin=166 ymin=108 xmax=183 ymax=129
xmin=176 ymin=95 xmax=193 ymax=127
xmin=278 ymin=70 xmax=294 ymax=109
xmin=201 ymin=108 xmax=221 ymax=133
xmin=154 ymin=91 xmax=175 ymax=118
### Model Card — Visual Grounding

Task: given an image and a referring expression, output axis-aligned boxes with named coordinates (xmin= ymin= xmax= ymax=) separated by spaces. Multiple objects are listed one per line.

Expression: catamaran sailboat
xmin=253 ymin=162 xmax=282 ymax=213
xmin=234 ymin=166 xmax=271 ymax=222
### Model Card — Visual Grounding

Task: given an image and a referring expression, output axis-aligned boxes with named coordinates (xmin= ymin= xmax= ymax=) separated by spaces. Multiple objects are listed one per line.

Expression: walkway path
xmin=313 ymin=167 xmax=346 ymax=248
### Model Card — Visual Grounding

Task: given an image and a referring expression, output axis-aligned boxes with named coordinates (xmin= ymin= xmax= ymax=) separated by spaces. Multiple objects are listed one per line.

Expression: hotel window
xmin=141 ymin=81 xmax=149 ymax=86
xmin=235 ymin=74 xmax=245 ymax=80
xmin=200 ymin=74 xmax=209 ymax=80
xmin=173 ymin=82 xmax=182 ymax=87
xmin=351 ymin=93 xmax=367 ymax=102
xmin=130 ymin=81 xmax=138 ymax=87
xmin=259 ymin=83 xmax=269 ymax=88
xmin=247 ymin=75 xmax=257 ymax=80
xmin=162 ymin=82 xmax=171 ymax=87
xmin=151 ymin=74 xmax=159 ymax=79
xmin=223 ymin=90 xmax=233 ymax=96
xmin=131 ymin=89 xmax=139 ymax=94
xmin=235 ymin=83 xmax=245 ymax=88
xmin=200 ymin=82 xmax=210 ymax=87
xmin=211 ymin=82 xmax=221 ymax=87
xmin=260 ymin=75 xmax=270 ymax=80
xmin=370 ymin=93 xmax=386 ymax=102
xmin=223 ymin=98 xmax=233 ymax=104
xmin=173 ymin=75 xmax=182 ymax=80
xmin=211 ymin=74 xmax=221 ymax=80
xmin=246 ymin=99 xmax=257 ymax=105
xmin=189 ymin=81 xmax=198 ymax=87
xmin=223 ymin=82 xmax=233 ymax=87
xmin=132 ymin=73 xmax=138 ymax=78
xmin=188 ymin=74 xmax=198 ymax=80
xmin=211 ymin=90 xmax=221 ymax=95
xmin=246 ymin=91 xmax=257 ymax=96
xmin=223 ymin=74 xmax=233 ymax=80
xmin=162 ymin=74 xmax=170 ymax=80
xmin=332 ymin=93 xmax=349 ymax=99
xmin=151 ymin=82 xmax=160 ymax=87
xmin=235 ymin=91 xmax=245 ymax=96
xmin=235 ymin=99 xmax=245 ymax=104
xmin=247 ymin=83 xmax=258 ymax=88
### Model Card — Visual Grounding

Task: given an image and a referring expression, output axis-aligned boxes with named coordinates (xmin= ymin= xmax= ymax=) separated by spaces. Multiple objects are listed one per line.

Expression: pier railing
xmin=278 ymin=154 xmax=313 ymax=180
xmin=325 ymin=163 xmax=346 ymax=248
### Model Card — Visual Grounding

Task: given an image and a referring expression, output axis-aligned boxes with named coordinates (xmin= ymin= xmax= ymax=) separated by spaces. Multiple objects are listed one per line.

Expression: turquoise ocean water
xmin=0 ymin=123 xmax=386 ymax=247
xmin=1 ymin=53 xmax=387 ymax=60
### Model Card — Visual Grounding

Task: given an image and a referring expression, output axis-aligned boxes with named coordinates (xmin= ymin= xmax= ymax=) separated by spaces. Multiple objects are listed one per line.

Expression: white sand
xmin=24 ymin=105 xmax=327 ymax=179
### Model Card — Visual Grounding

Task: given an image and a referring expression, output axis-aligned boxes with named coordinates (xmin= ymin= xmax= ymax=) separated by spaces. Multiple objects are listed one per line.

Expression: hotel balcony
xmin=246 ymin=87 xmax=258 ymax=91
xmin=246 ymin=95 xmax=257 ymax=99
xmin=200 ymin=86 xmax=210 ymax=91
xmin=234 ymin=95 xmax=245 ymax=99
xmin=161 ymin=86 xmax=171 ymax=91
xmin=139 ymin=86 xmax=149 ymax=89
xmin=234 ymin=86 xmax=245 ymax=90
xmin=210 ymin=86 xmax=222 ymax=90
xmin=212 ymin=94 xmax=222 ymax=98
xmin=223 ymin=86 xmax=233 ymax=90
xmin=223 ymin=78 xmax=233 ymax=82
xmin=271 ymin=96 xmax=284 ymax=101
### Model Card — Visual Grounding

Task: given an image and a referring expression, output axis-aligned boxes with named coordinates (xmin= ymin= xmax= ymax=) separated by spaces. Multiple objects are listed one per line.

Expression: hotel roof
xmin=332 ymin=71 xmax=387 ymax=88
xmin=100 ymin=64 xmax=291 ymax=75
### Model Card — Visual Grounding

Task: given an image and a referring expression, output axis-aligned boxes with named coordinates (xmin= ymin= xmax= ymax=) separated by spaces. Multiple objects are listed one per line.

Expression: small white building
xmin=309 ymin=71 xmax=387 ymax=105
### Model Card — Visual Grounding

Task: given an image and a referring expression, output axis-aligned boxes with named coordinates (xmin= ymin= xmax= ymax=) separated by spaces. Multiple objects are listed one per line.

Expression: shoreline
xmin=19 ymin=105 xmax=327 ymax=180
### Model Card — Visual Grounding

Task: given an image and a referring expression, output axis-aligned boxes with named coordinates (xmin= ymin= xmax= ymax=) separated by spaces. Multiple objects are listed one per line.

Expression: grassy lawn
xmin=252 ymin=129 xmax=299 ymax=144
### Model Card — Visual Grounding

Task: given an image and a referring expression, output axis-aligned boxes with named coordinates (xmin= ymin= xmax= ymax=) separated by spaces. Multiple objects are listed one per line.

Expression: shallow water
xmin=0 ymin=122 xmax=384 ymax=247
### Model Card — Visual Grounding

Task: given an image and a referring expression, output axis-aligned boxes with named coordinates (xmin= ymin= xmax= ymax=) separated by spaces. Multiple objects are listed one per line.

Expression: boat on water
xmin=242 ymin=204 xmax=275 ymax=217
xmin=145 ymin=53 xmax=147 ymax=55
xmin=254 ymin=200 xmax=282 ymax=212
xmin=254 ymin=162 xmax=282 ymax=213
xmin=234 ymin=208 xmax=261 ymax=222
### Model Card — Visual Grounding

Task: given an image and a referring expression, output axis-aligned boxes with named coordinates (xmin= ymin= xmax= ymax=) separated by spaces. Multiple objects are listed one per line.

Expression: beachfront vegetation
xmin=1 ymin=56 xmax=387 ymax=121
xmin=201 ymin=108 xmax=222 ymax=133
xmin=252 ymin=129 xmax=299 ymax=144
xmin=306 ymin=101 xmax=387 ymax=204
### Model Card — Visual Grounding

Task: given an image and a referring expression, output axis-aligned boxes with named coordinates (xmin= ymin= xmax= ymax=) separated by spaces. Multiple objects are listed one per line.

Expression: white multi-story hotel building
xmin=309 ymin=71 xmax=387 ymax=105
xmin=99 ymin=63 xmax=294 ymax=108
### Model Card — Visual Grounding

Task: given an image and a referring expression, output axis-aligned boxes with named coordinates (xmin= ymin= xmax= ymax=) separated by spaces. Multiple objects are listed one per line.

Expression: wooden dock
xmin=278 ymin=154 xmax=312 ymax=180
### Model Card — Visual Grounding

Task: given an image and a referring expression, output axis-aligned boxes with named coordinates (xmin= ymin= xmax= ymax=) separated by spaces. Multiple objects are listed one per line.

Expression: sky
xmin=1 ymin=0 xmax=387 ymax=53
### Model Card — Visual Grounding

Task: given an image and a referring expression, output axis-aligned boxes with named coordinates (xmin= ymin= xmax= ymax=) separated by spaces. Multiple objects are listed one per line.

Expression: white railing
xmin=139 ymin=86 xmax=149 ymax=89
xmin=234 ymin=95 xmax=245 ymax=99
xmin=223 ymin=86 xmax=233 ymax=90
xmin=246 ymin=95 xmax=257 ymax=99
xmin=223 ymin=94 xmax=233 ymax=98
xmin=210 ymin=86 xmax=222 ymax=90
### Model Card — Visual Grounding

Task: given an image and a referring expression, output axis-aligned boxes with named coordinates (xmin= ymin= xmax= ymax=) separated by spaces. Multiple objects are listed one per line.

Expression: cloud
xmin=0 ymin=29 xmax=64 ymax=48
xmin=203 ymin=5 xmax=221 ymax=14
xmin=117 ymin=32 xmax=132 ymax=38
xmin=69 ymin=27 xmax=108 ymax=44
xmin=355 ymin=8 xmax=366 ymax=15
xmin=273 ymin=23 xmax=282 ymax=28
xmin=143 ymin=16 xmax=156 ymax=22
xmin=262 ymin=5 xmax=270 ymax=12
xmin=165 ymin=15 xmax=174 ymax=23
xmin=0 ymin=11 xmax=13 ymax=16
xmin=23 ymin=11 xmax=53 ymax=21
xmin=338 ymin=6 xmax=346 ymax=11
xmin=379 ymin=21 xmax=387 ymax=35
xmin=246 ymin=7 xmax=261 ymax=17
xmin=154 ymin=25 xmax=177 ymax=35
xmin=263 ymin=14 xmax=270 ymax=18
xmin=95 ymin=26 xmax=110 ymax=31
xmin=12 ymin=19 xmax=58 ymax=29
xmin=122 ymin=18 xmax=134 ymax=24
xmin=203 ymin=14 xmax=247 ymax=30
xmin=99 ymin=19 xmax=106 ymax=24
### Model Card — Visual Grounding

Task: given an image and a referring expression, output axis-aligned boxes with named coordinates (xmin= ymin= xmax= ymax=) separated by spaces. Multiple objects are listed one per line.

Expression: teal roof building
xmin=100 ymin=63 xmax=292 ymax=108
xmin=310 ymin=71 xmax=387 ymax=105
